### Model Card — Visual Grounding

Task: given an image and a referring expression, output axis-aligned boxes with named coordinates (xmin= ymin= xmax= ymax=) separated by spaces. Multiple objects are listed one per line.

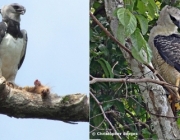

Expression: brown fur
xmin=10 ymin=79 xmax=50 ymax=97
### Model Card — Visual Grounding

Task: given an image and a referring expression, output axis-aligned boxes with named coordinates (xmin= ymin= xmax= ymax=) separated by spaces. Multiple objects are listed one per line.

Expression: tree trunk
xmin=104 ymin=0 xmax=180 ymax=139
xmin=0 ymin=77 xmax=89 ymax=123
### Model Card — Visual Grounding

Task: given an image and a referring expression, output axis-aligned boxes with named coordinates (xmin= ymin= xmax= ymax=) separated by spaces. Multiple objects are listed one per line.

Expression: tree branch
xmin=90 ymin=76 xmax=177 ymax=90
xmin=0 ymin=77 xmax=89 ymax=123
xmin=90 ymin=91 xmax=122 ymax=139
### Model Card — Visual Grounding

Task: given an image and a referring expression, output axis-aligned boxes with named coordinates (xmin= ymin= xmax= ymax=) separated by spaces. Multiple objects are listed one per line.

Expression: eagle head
xmin=0 ymin=3 xmax=26 ymax=22
xmin=157 ymin=5 xmax=180 ymax=29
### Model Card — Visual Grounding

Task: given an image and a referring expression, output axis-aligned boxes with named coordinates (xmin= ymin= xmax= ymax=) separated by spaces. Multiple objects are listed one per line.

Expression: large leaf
xmin=141 ymin=0 xmax=158 ymax=20
xmin=136 ymin=14 xmax=148 ymax=35
xmin=149 ymin=0 xmax=158 ymax=13
xmin=97 ymin=58 xmax=114 ymax=78
xmin=103 ymin=101 xmax=114 ymax=111
xmin=117 ymin=24 xmax=125 ymax=45
xmin=117 ymin=8 xmax=137 ymax=37
xmin=114 ymin=100 xmax=125 ymax=114
xmin=130 ymin=28 xmax=152 ymax=64
xmin=137 ymin=1 xmax=147 ymax=16
xmin=124 ymin=0 xmax=136 ymax=11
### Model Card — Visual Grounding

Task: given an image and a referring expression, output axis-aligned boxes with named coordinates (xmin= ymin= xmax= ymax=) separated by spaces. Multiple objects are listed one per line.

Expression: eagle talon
xmin=6 ymin=82 xmax=14 ymax=88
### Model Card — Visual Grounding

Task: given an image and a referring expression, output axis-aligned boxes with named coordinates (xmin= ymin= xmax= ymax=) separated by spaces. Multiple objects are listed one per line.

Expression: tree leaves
xmin=117 ymin=8 xmax=137 ymax=44
xmin=90 ymin=0 xmax=161 ymax=139
xmin=97 ymin=58 xmax=114 ymax=78
xmin=116 ymin=5 xmax=154 ymax=64
xmin=131 ymin=28 xmax=152 ymax=64
xmin=136 ymin=15 xmax=148 ymax=35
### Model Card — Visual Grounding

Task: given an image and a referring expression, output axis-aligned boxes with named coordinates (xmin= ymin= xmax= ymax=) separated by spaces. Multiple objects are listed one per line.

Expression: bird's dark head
xmin=0 ymin=3 xmax=26 ymax=22
xmin=157 ymin=5 xmax=180 ymax=29
xmin=169 ymin=14 xmax=180 ymax=28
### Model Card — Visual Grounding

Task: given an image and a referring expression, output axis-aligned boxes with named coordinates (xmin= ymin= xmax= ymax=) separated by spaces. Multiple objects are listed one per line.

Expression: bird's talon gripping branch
xmin=6 ymin=82 xmax=14 ymax=88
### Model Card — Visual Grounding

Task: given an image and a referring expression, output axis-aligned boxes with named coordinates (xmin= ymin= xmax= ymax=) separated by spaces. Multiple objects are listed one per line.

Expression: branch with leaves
xmin=90 ymin=0 xmax=180 ymax=139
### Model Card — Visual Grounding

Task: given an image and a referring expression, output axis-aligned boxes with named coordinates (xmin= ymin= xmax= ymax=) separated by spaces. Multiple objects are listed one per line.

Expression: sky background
xmin=0 ymin=1 xmax=89 ymax=140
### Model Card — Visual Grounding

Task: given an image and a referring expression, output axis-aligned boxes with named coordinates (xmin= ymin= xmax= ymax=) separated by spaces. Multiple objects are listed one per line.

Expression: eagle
xmin=148 ymin=5 xmax=180 ymax=111
xmin=0 ymin=3 xmax=27 ymax=85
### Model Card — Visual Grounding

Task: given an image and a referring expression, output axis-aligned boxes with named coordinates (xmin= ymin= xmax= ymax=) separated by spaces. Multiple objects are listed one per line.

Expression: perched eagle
xmin=148 ymin=5 xmax=180 ymax=111
xmin=0 ymin=3 xmax=27 ymax=84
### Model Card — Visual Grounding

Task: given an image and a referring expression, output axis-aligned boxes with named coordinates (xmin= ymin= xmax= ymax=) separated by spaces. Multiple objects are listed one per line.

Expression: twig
xmin=90 ymin=91 xmax=122 ymax=139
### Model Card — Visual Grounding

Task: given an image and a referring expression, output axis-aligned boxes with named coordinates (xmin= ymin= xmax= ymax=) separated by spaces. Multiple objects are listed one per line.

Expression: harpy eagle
xmin=0 ymin=3 xmax=27 ymax=84
xmin=148 ymin=5 xmax=180 ymax=110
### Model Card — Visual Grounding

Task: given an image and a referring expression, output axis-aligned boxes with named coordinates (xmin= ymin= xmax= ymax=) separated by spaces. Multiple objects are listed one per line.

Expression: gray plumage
xmin=0 ymin=3 xmax=27 ymax=83
xmin=148 ymin=5 xmax=180 ymax=91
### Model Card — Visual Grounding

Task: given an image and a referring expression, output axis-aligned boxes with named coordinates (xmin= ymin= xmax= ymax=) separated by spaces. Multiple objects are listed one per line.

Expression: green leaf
xmin=131 ymin=47 xmax=145 ymax=64
xmin=98 ymin=44 xmax=109 ymax=56
xmin=177 ymin=118 xmax=180 ymax=129
xmin=142 ymin=128 xmax=151 ymax=138
xmin=124 ymin=0 xmax=136 ymax=11
xmin=114 ymin=100 xmax=125 ymax=114
xmin=130 ymin=28 xmax=152 ymax=64
xmin=97 ymin=58 xmax=114 ymax=78
xmin=97 ymin=59 xmax=109 ymax=78
xmin=103 ymin=59 xmax=114 ymax=78
xmin=117 ymin=8 xmax=137 ymax=37
xmin=103 ymin=102 xmax=113 ymax=111
xmin=137 ymin=1 xmax=147 ymax=16
xmin=149 ymin=0 xmax=158 ymax=14
xmin=117 ymin=8 xmax=126 ymax=26
xmin=117 ymin=24 xmax=125 ymax=45
xmin=136 ymin=15 xmax=148 ymax=35
xmin=92 ymin=108 xmax=104 ymax=128
xmin=147 ymin=2 xmax=155 ymax=19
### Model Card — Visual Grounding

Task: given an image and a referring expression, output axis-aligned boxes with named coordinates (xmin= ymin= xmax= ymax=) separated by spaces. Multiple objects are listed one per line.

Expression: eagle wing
xmin=154 ymin=34 xmax=180 ymax=72
xmin=0 ymin=22 xmax=7 ymax=44
xmin=18 ymin=29 xmax=27 ymax=69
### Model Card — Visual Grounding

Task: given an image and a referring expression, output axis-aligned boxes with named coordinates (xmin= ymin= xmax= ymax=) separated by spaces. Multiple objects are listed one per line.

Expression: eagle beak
xmin=170 ymin=14 xmax=180 ymax=28
xmin=174 ymin=20 xmax=180 ymax=28
xmin=22 ymin=8 xmax=26 ymax=15
xmin=17 ymin=7 xmax=26 ymax=15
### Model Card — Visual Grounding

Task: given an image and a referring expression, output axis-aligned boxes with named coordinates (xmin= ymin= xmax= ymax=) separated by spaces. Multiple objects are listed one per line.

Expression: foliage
xmin=90 ymin=0 xmax=175 ymax=139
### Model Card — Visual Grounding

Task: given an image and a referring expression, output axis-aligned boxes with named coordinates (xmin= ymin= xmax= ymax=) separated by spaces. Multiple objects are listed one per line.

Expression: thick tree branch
xmin=0 ymin=77 xmax=89 ymax=123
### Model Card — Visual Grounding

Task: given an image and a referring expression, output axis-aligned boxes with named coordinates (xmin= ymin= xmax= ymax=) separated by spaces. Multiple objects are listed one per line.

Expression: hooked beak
xmin=170 ymin=14 xmax=180 ymax=28
xmin=16 ymin=7 xmax=26 ymax=15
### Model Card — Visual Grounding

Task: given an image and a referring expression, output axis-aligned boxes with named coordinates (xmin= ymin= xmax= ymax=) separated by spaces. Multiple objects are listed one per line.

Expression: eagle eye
xmin=13 ymin=6 xmax=19 ymax=9
xmin=170 ymin=14 xmax=176 ymax=22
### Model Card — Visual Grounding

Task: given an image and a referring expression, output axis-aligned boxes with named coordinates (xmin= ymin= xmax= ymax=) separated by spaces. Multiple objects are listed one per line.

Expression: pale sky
xmin=0 ymin=1 xmax=89 ymax=140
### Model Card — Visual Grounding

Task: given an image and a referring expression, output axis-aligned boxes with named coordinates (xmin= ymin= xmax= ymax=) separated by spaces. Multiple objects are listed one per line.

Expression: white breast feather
xmin=0 ymin=33 xmax=24 ymax=82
